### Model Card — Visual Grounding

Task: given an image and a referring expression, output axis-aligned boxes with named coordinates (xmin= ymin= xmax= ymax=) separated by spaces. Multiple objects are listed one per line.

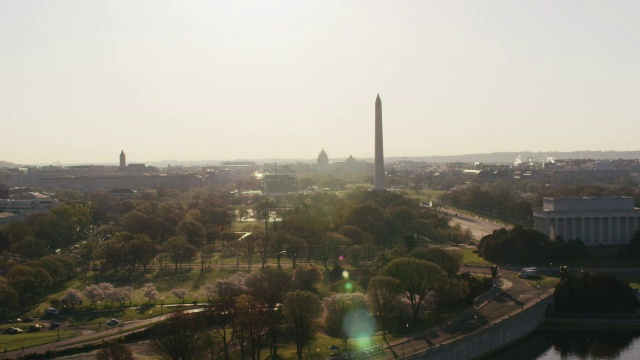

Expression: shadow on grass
xmin=151 ymin=268 xmax=194 ymax=291
xmin=93 ymin=266 xmax=150 ymax=288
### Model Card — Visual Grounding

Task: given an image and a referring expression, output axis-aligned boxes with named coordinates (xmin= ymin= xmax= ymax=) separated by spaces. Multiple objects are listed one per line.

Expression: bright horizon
xmin=2 ymin=1 xmax=639 ymax=165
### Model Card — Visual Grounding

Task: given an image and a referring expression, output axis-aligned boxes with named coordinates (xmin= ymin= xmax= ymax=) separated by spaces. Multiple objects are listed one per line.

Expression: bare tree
xmin=366 ymin=275 xmax=402 ymax=339
xmin=283 ymin=291 xmax=322 ymax=360
xmin=245 ymin=268 xmax=292 ymax=357
xmin=96 ymin=340 xmax=134 ymax=360
xmin=148 ymin=310 xmax=207 ymax=360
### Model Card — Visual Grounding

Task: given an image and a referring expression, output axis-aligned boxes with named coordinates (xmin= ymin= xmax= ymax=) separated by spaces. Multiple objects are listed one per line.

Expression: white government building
xmin=533 ymin=196 xmax=640 ymax=246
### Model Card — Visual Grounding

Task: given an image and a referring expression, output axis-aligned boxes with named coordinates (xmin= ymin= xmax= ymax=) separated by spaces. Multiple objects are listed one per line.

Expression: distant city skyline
xmin=2 ymin=1 xmax=639 ymax=164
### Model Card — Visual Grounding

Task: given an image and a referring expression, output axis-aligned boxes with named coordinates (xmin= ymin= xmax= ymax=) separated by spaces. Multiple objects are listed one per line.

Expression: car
xmin=49 ymin=322 xmax=60 ymax=330
xmin=22 ymin=317 xmax=35 ymax=323
xmin=3 ymin=327 xmax=23 ymax=334
xmin=28 ymin=325 xmax=42 ymax=332
xmin=7 ymin=318 xmax=21 ymax=323
xmin=106 ymin=319 xmax=121 ymax=326
xmin=44 ymin=308 xmax=60 ymax=316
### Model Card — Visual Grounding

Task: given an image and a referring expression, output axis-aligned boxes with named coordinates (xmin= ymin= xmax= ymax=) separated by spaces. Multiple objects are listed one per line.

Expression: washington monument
xmin=374 ymin=94 xmax=385 ymax=190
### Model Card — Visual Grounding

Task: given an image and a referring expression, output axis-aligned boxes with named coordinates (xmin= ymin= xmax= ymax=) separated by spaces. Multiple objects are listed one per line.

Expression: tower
xmin=119 ymin=150 xmax=126 ymax=173
xmin=374 ymin=94 xmax=385 ymax=190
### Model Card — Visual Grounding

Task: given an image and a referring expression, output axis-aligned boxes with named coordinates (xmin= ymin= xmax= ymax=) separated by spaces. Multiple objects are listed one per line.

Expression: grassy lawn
xmin=0 ymin=328 xmax=76 ymax=352
xmin=398 ymin=189 xmax=446 ymax=204
xmin=520 ymin=275 xmax=560 ymax=289
xmin=459 ymin=247 xmax=493 ymax=266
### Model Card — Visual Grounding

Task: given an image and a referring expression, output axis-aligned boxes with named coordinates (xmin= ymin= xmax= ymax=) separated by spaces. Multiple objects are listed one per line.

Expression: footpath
xmin=382 ymin=276 xmax=551 ymax=359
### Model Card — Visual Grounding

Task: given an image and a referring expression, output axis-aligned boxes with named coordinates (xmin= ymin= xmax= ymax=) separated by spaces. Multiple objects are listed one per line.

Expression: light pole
xmin=160 ymin=297 xmax=164 ymax=315
xmin=403 ymin=323 xmax=409 ymax=358
xmin=317 ymin=348 xmax=320 ymax=360
xmin=149 ymin=310 xmax=153 ymax=326
xmin=537 ymin=283 xmax=540 ymax=298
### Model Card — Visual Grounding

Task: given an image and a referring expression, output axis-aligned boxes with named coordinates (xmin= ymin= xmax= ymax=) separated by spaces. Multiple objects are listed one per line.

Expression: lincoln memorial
xmin=533 ymin=196 xmax=640 ymax=246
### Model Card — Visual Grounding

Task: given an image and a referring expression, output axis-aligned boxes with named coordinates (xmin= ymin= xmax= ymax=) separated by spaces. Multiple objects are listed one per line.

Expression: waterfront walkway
xmin=384 ymin=274 xmax=554 ymax=359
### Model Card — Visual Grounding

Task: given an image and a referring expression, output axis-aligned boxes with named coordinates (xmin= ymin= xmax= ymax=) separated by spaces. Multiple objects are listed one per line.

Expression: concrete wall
xmin=409 ymin=296 xmax=553 ymax=360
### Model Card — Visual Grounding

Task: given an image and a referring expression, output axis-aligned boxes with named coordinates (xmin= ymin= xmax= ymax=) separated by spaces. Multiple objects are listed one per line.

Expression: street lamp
xmin=403 ymin=323 xmax=409 ymax=358
xmin=537 ymin=283 xmax=540 ymax=298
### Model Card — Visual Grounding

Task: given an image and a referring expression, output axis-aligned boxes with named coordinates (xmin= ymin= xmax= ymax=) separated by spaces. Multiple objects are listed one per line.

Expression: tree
xmin=32 ymin=256 xmax=67 ymax=283
xmin=163 ymin=236 xmax=196 ymax=271
xmin=381 ymin=257 xmax=446 ymax=324
xmin=172 ymin=288 xmax=189 ymax=303
xmin=149 ymin=310 xmax=207 ymax=360
xmin=178 ymin=219 xmax=205 ymax=247
xmin=0 ymin=281 xmax=18 ymax=318
xmin=83 ymin=284 xmax=103 ymax=307
xmin=6 ymin=265 xmax=53 ymax=305
xmin=101 ymin=237 xmax=130 ymax=272
xmin=555 ymin=272 xmax=640 ymax=313
xmin=110 ymin=287 xmax=133 ymax=307
xmin=292 ymin=266 xmax=323 ymax=292
xmin=234 ymin=294 xmax=269 ymax=360
xmin=283 ymin=291 xmax=322 ymax=360
xmin=322 ymin=292 xmax=374 ymax=351
xmin=241 ymin=231 xmax=258 ymax=270
xmin=245 ymin=268 xmax=292 ymax=356
xmin=142 ymin=283 xmax=159 ymax=303
xmin=314 ymin=232 xmax=351 ymax=270
xmin=367 ymin=275 xmax=402 ymax=338
xmin=199 ymin=244 xmax=216 ymax=270
xmin=411 ymin=247 xmax=463 ymax=277
xmin=212 ymin=273 xmax=247 ymax=360
xmin=200 ymin=284 xmax=216 ymax=303
xmin=129 ymin=234 xmax=157 ymax=272
xmin=59 ymin=289 xmax=84 ymax=309
xmin=10 ymin=235 xmax=48 ymax=260
xmin=253 ymin=199 xmax=275 ymax=264
xmin=96 ymin=340 xmax=134 ymax=360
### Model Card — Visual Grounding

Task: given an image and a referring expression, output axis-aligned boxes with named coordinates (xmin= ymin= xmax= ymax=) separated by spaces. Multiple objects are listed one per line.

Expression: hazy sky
xmin=2 ymin=1 xmax=639 ymax=165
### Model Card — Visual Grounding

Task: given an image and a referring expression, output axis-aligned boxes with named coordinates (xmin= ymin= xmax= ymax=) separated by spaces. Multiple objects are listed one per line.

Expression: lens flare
xmin=344 ymin=282 xmax=353 ymax=291
xmin=342 ymin=308 xmax=376 ymax=341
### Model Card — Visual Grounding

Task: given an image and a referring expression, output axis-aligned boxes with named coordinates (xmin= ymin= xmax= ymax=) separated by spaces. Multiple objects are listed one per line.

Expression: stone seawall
xmin=408 ymin=295 xmax=553 ymax=360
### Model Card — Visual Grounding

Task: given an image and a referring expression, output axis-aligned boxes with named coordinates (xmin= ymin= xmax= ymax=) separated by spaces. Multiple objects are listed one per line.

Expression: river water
xmin=487 ymin=331 xmax=640 ymax=359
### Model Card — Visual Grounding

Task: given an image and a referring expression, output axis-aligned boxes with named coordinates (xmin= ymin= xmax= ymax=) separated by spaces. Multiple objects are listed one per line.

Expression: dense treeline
xmin=440 ymin=182 xmax=640 ymax=225
xmin=478 ymin=226 xmax=588 ymax=264
xmin=554 ymin=272 xmax=639 ymax=313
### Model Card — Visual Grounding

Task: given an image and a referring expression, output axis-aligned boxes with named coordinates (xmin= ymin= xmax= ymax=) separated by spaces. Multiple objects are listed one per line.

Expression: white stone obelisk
xmin=374 ymin=94 xmax=385 ymax=190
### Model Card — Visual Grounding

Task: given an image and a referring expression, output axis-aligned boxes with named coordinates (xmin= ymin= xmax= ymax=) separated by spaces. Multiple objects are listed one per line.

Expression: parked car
xmin=106 ymin=319 xmax=121 ymax=326
xmin=44 ymin=308 xmax=60 ymax=316
xmin=7 ymin=318 xmax=21 ymax=323
xmin=22 ymin=317 xmax=34 ymax=323
xmin=49 ymin=322 xmax=60 ymax=330
xmin=3 ymin=327 xmax=23 ymax=334
xmin=28 ymin=325 xmax=42 ymax=332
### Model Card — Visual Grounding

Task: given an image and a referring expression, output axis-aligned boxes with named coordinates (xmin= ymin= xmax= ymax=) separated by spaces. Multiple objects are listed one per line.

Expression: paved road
xmin=442 ymin=208 xmax=507 ymax=240
xmin=386 ymin=272 xmax=557 ymax=359
xmin=0 ymin=309 xmax=173 ymax=359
